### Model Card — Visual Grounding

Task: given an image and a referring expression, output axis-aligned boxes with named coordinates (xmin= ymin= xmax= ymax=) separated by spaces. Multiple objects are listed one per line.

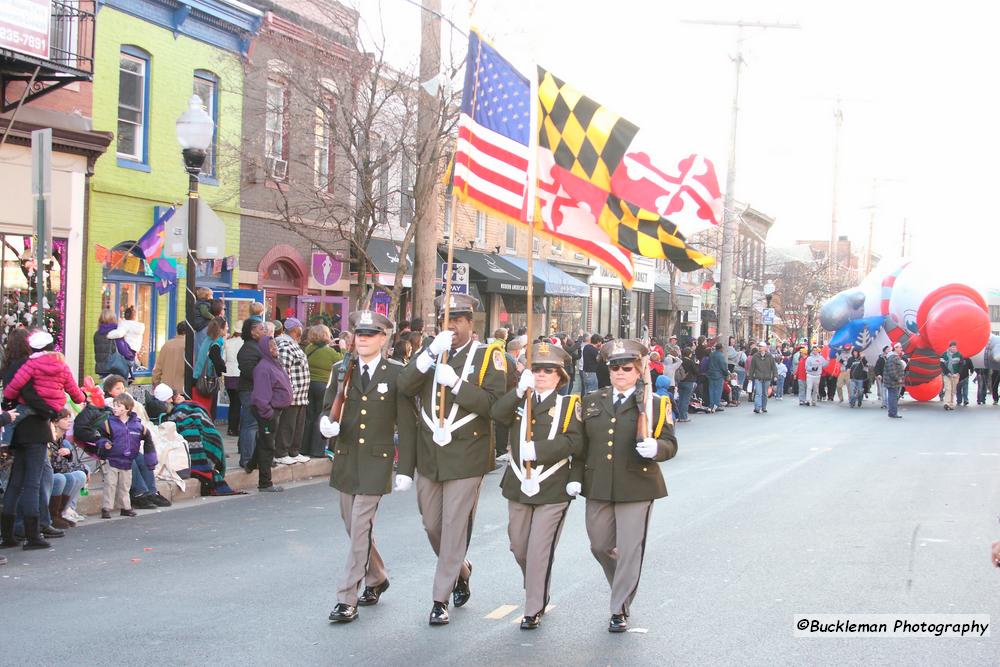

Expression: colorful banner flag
xmin=124 ymin=255 xmax=141 ymax=274
xmin=453 ymin=30 xmax=637 ymax=286
xmin=536 ymin=68 xmax=716 ymax=272
xmin=137 ymin=206 xmax=175 ymax=261
xmin=94 ymin=245 xmax=109 ymax=264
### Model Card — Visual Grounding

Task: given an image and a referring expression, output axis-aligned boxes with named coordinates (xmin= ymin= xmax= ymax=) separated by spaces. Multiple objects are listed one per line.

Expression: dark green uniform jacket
xmin=397 ymin=340 xmax=507 ymax=482
xmin=491 ymin=388 xmax=584 ymax=505
xmin=323 ymin=357 xmax=416 ymax=496
xmin=577 ymin=387 xmax=678 ymax=502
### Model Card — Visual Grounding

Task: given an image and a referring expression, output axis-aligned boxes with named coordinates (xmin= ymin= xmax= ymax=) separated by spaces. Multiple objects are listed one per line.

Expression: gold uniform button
xmin=361 ymin=409 xmax=367 ymax=415
xmin=607 ymin=442 xmax=613 ymax=447
xmin=359 ymin=438 xmax=365 ymax=444
xmin=643 ymin=467 xmax=648 ymax=472
xmin=360 ymin=424 xmax=366 ymax=430
xmin=606 ymin=453 xmax=613 ymax=460
xmin=608 ymin=428 xmax=614 ymax=434
xmin=382 ymin=453 xmax=388 ymax=458
xmin=473 ymin=431 xmax=478 ymax=437
xmin=362 ymin=396 xmax=368 ymax=402
xmin=610 ymin=418 xmax=616 ymax=423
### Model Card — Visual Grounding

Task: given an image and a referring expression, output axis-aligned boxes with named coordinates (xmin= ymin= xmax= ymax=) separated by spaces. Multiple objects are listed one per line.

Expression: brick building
xmin=84 ymin=0 xmax=260 ymax=380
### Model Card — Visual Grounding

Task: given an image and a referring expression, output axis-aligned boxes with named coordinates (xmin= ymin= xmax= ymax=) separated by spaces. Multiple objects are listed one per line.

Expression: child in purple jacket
xmin=97 ymin=394 xmax=156 ymax=519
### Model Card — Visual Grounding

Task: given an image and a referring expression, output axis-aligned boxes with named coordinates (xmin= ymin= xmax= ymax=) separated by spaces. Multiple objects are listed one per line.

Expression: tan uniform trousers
xmin=416 ymin=474 xmax=483 ymax=603
xmin=942 ymin=374 xmax=958 ymax=406
xmin=508 ymin=500 xmax=570 ymax=617
xmin=336 ymin=493 xmax=387 ymax=606
xmin=585 ymin=499 xmax=653 ymax=616
xmin=101 ymin=466 xmax=132 ymax=512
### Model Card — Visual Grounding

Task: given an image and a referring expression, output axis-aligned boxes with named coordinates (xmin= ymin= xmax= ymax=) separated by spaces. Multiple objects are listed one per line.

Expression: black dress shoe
xmin=520 ymin=613 xmax=541 ymax=630
xmin=357 ymin=579 xmax=390 ymax=606
xmin=429 ymin=601 xmax=450 ymax=625
xmin=120 ymin=509 xmax=137 ymax=517
xmin=452 ymin=560 xmax=472 ymax=607
xmin=150 ymin=492 xmax=172 ymax=507
xmin=328 ymin=603 xmax=358 ymax=623
xmin=40 ymin=525 xmax=64 ymax=538
xmin=608 ymin=613 xmax=628 ymax=633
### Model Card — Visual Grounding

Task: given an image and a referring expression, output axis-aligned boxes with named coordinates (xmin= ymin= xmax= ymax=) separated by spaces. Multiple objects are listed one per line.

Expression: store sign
xmin=631 ymin=257 xmax=656 ymax=292
xmin=1 ymin=0 xmax=51 ymax=60
xmin=762 ymin=308 xmax=776 ymax=325
xmin=312 ymin=252 xmax=343 ymax=287
xmin=441 ymin=262 xmax=469 ymax=294
xmin=590 ymin=263 xmax=623 ymax=288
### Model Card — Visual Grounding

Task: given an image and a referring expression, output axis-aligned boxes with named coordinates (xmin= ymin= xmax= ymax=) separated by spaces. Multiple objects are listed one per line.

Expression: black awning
xmin=366 ymin=237 xmax=413 ymax=277
xmin=446 ymin=248 xmax=545 ymax=295
xmin=701 ymin=309 xmax=717 ymax=322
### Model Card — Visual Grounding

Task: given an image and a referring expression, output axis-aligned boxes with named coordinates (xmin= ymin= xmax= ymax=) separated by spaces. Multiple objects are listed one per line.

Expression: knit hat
xmin=28 ymin=330 xmax=54 ymax=350
xmin=283 ymin=317 xmax=303 ymax=332
xmin=153 ymin=383 xmax=173 ymax=402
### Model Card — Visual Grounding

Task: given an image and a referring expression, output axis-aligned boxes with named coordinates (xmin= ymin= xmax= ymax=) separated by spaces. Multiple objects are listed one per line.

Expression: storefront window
xmin=498 ymin=293 xmax=544 ymax=339
xmin=101 ymin=280 xmax=156 ymax=371
xmin=548 ymin=296 xmax=585 ymax=336
xmin=0 ymin=236 xmax=67 ymax=352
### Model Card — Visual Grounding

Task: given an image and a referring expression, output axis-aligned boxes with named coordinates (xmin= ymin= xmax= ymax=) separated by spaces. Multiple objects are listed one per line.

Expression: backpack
xmin=675 ymin=363 xmax=688 ymax=383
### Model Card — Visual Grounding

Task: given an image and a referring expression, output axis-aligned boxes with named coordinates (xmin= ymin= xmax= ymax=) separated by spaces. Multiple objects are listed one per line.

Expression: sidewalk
xmin=75 ymin=434 xmax=332 ymax=515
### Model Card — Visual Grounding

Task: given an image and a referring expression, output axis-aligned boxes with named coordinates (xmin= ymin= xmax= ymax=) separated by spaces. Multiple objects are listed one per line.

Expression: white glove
xmin=394 ymin=475 xmax=413 ymax=492
xmin=319 ymin=416 xmax=340 ymax=438
xmin=435 ymin=363 xmax=460 ymax=389
xmin=636 ymin=437 xmax=658 ymax=459
xmin=428 ymin=330 xmax=455 ymax=357
xmin=520 ymin=440 xmax=536 ymax=462
xmin=516 ymin=368 xmax=535 ymax=398
xmin=565 ymin=481 xmax=582 ymax=497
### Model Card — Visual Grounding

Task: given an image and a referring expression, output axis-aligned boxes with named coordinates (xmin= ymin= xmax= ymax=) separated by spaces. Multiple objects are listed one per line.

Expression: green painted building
xmin=85 ymin=0 xmax=260 ymax=381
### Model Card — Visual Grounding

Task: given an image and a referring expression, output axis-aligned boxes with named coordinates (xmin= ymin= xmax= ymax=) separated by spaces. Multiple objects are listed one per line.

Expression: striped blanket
xmin=168 ymin=402 xmax=243 ymax=496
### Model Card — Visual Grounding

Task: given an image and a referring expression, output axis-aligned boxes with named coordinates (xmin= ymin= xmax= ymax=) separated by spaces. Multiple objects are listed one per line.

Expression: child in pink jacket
xmin=3 ymin=330 xmax=85 ymax=414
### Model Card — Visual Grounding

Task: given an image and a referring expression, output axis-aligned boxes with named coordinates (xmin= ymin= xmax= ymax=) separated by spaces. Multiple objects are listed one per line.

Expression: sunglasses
xmin=532 ymin=367 xmax=558 ymax=375
xmin=609 ymin=363 xmax=636 ymax=372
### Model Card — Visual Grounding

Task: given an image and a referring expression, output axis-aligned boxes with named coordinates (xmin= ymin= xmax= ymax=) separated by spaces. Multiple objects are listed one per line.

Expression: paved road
xmin=3 ymin=396 xmax=999 ymax=666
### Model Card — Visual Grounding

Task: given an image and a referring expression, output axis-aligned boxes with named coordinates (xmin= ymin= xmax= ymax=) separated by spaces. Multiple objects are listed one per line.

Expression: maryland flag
xmin=536 ymin=68 xmax=717 ymax=273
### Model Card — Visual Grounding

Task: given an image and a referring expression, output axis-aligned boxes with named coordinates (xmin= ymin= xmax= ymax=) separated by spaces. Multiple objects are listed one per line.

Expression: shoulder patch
xmin=492 ymin=349 xmax=507 ymax=372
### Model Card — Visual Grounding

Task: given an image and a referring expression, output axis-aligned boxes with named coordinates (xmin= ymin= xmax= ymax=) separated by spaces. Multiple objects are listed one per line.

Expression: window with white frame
xmin=193 ymin=70 xmax=218 ymax=177
xmin=532 ymin=236 xmax=540 ymax=255
xmin=117 ymin=50 xmax=148 ymax=161
xmin=551 ymin=237 xmax=563 ymax=254
xmin=475 ymin=211 xmax=486 ymax=243
xmin=315 ymin=100 xmax=335 ymax=191
xmin=265 ymin=80 xmax=287 ymax=160
xmin=505 ymin=224 xmax=516 ymax=251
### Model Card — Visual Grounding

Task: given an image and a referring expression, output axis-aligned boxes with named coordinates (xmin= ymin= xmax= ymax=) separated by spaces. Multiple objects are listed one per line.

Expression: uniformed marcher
xmin=574 ymin=338 xmax=678 ymax=633
xmin=491 ymin=341 xmax=583 ymax=630
xmin=321 ymin=310 xmax=416 ymax=623
xmin=397 ymin=293 xmax=507 ymax=625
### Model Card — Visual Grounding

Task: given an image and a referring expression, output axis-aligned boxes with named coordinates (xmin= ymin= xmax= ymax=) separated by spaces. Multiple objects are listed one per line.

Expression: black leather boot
xmin=0 ymin=514 xmax=21 ymax=548
xmin=23 ymin=517 xmax=51 ymax=550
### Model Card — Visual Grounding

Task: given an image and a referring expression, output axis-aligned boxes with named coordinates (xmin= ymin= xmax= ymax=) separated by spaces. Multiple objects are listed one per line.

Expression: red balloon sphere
xmin=907 ymin=377 xmax=943 ymax=402
xmin=924 ymin=295 xmax=991 ymax=356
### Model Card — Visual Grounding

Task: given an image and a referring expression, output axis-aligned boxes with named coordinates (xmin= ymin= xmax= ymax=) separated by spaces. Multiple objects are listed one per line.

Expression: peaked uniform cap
xmin=434 ymin=292 xmax=480 ymax=317
xmin=600 ymin=338 xmax=648 ymax=363
xmin=348 ymin=310 xmax=393 ymax=334
xmin=530 ymin=341 xmax=571 ymax=367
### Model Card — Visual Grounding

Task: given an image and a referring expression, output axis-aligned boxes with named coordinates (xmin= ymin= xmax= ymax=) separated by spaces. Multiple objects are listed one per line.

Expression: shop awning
xmin=654 ymin=280 xmax=695 ymax=310
xmin=701 ymin=309 xmax=718 ymax=323
xmin=503 ymin=257 xmax=589 ymax=298
xmin=445 ymin=248 xmax=544 ymax=295
xmin=366 ymin=237 xmax=414 ymax=288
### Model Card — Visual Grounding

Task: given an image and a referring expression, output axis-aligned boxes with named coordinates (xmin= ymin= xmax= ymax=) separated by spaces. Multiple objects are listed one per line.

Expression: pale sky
xmin=354 ymin=0 xmax=1000 ymax=266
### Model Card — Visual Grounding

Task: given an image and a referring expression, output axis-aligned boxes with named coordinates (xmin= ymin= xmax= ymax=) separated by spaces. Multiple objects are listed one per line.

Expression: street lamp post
xmin=804 ymin=292 xmax=816 ymax=346
xmin=176 ymin=95 xmax=215 ymax=397
xmin=763 ymin=280 xmax=775 ymax=345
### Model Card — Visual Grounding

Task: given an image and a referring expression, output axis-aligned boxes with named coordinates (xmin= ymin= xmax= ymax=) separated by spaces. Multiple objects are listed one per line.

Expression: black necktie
xmin=615 ymin=393 xmax=625 ymax=409
xmin=360 ymin=364 xmax=370 ymax=390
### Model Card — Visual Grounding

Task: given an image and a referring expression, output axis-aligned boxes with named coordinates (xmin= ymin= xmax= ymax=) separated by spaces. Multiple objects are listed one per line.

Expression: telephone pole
xmin=830 ymin=99 xmax=843 ymax=282
xmin=682 ymin=19 xmax=799 ymax=343
xmin=411 ymin=0 xmax=443 ymax=330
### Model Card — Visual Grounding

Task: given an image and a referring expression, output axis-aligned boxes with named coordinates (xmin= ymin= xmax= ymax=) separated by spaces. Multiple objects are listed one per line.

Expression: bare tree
xmin=237 ymin=1 xmax=459 ymax=323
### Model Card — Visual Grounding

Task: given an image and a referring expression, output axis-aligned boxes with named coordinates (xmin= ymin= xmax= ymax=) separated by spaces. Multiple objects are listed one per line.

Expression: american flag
xmin=453 ymin=31 xmax=530 ymax=222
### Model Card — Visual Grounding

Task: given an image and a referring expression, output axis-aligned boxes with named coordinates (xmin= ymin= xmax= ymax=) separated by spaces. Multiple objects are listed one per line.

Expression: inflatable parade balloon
xmin=819 ymin=258 xmax=1000 ymax=401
